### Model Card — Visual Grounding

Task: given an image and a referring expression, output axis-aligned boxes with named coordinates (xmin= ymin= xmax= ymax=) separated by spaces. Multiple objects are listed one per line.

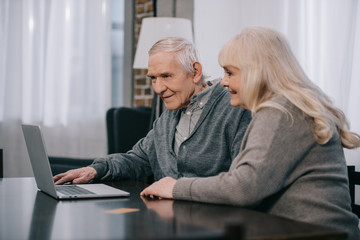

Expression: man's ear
xmin=192 ymin=61 xmax=202 ymax=83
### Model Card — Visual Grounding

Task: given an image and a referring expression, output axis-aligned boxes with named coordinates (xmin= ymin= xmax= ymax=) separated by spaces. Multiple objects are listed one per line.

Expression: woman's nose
xmin=220 ymin=76 xmax=229 ymax=88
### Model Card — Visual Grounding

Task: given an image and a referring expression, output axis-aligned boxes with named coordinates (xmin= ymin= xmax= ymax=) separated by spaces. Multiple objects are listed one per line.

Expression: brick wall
xmin=134 ymin=0 xmax=154 ymax=107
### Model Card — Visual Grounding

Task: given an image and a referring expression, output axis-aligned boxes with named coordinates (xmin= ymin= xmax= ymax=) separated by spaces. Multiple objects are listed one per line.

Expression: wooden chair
xmin=347 ymin=165 xmax=360 ymax=218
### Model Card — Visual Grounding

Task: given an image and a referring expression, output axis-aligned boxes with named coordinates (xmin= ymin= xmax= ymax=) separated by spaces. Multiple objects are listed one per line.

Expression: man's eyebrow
xmin=160 ymin=72 xmax=171 ymax=76
xmin=147 ymin=72 xmax=172 ymax=78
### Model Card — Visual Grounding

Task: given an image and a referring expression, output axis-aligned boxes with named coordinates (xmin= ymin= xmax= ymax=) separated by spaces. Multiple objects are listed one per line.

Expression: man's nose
xmin=152 ymin=79 xmax=167 ymax=94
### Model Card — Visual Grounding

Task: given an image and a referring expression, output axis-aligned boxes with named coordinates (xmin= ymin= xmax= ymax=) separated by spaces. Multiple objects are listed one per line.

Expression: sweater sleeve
xmin=91 ymin=129 xmax=154 ymax=182
xmin=173 ymin=106 xmax=314 ymax=207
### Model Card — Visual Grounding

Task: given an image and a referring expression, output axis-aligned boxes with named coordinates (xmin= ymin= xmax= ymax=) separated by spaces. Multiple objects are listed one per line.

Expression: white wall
xmin=194 ymin=0 xmax=292 ymax=78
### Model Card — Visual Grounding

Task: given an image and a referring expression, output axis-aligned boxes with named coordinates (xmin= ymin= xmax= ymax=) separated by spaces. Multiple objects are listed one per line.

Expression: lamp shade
xmin=133 ymin=17 xmax=194 ymax=69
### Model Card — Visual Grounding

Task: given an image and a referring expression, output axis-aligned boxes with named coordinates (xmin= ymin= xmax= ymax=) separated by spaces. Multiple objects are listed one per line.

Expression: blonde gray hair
xmin=219 ymin=26 xmax=360 ymax=148
xmin=149 ymin=37 xmax=204 ymax=80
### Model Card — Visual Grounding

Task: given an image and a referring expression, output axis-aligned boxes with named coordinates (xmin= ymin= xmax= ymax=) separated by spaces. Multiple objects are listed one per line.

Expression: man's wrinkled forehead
xmin=147 ymin=52 xmax=182 ymax=74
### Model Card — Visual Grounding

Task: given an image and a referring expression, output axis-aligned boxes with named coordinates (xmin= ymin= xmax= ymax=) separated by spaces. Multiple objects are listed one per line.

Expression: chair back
xmin=347 ymin=165 xmax=360 ymax=217
xmin=106 ymin=107 xmax=152 ymax=154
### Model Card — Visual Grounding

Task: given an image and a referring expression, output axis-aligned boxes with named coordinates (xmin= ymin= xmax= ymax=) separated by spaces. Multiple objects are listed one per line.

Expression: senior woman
xmin=141 ymin=26 xmax=360 ymax=239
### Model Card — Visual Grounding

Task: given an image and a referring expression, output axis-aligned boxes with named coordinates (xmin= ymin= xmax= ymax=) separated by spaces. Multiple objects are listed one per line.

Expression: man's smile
xmin=161 ymin=94 xmax=175 ymax=100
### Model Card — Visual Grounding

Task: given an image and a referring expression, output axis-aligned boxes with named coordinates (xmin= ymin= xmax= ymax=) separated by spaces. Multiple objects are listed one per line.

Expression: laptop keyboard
xmin=56 ymin=185 xmax=94 ymax=195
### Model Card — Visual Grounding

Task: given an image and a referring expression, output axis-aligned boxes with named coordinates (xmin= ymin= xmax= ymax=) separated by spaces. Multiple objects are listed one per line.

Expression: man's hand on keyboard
xmin=53 ymin=167 xmax=97 ymax=185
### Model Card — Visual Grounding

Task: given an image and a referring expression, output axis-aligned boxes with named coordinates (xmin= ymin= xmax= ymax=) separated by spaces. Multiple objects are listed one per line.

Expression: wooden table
xmin=0 ymin=178 xmax=347 ymax=239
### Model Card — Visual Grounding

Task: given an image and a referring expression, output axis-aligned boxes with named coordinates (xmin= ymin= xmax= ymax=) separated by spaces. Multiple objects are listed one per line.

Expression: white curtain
xmin=194 ymin=0 xmax=360 ymax=167
xmin=0 ymin=0 xmax=111 ymax=177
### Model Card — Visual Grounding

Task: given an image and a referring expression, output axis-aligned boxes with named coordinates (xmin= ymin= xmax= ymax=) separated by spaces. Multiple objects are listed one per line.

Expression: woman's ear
xmin=192 ymin=61 xmax=202 ymax=83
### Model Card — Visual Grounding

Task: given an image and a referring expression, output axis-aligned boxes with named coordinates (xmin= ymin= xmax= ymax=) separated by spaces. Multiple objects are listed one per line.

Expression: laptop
xmin=21 ymin=124 xmax=130 ymax=199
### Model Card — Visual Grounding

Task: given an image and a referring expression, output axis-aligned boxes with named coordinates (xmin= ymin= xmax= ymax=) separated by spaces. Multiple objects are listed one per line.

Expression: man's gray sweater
xmin=91 ymin=82 xmax=252 ymax=182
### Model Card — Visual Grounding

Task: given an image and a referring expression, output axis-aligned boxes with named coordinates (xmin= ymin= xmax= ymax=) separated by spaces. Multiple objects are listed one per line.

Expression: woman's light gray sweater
xmin=173 ymin=97 xmax=360 ymax=240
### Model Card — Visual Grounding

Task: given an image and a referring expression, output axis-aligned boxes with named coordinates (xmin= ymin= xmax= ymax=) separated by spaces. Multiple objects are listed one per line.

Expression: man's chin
xmin=163 ymin=102 xmax=180 ymax=110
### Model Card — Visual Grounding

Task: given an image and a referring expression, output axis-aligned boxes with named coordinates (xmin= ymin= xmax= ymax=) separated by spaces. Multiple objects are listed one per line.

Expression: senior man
xmin=54 ymin=37 xmax=251 ymax=185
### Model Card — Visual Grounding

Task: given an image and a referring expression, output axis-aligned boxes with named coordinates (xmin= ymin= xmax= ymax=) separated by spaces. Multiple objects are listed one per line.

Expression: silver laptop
xmin=22 ymin=124 xmax=130 ymax=199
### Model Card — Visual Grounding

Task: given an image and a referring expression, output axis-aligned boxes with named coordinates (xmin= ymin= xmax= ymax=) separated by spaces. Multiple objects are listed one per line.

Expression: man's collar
xmin=184 ymin=81 xmax=215 ymax=112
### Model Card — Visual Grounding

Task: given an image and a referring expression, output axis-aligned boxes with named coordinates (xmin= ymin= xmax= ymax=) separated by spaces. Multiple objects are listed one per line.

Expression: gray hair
xmin=149 ymin=37 xmax=204 ymax=79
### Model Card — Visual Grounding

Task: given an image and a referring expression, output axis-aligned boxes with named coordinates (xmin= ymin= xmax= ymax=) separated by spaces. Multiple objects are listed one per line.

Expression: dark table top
xmin=0 ymin=177 xmax=347 ymax=240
